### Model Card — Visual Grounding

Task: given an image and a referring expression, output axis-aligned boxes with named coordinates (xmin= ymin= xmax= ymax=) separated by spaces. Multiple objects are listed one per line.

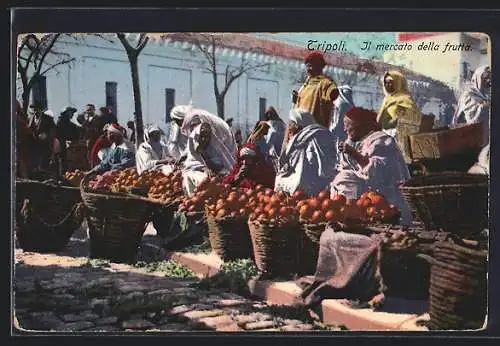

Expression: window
xmin=165 ymin=88 xmax=175 ymax=123
xmin=32 ymin=75 xmax=47 ymax=110
xmin=259 ymin=97 xmax=267 ymax=121
xmin=105 ymin=82 xmax=118 ymax=118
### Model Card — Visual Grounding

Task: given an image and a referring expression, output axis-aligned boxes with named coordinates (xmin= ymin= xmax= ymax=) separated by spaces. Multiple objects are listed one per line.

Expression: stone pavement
xmin=13 ymin=225 xmax=336 ymax=333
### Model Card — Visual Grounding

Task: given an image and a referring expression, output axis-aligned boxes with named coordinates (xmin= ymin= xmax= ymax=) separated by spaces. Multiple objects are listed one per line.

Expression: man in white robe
xmin=135 ymin=124 xmax=173 ymax=175
xmin=451 ymin=65 xmax=491 ymax=145
xmin=274 ymin=108 xmax=337 ymax=197
xmin=180 ymin=108 xmax=237 ymax=195
xmin=331 ymin=107 xmax=412 ymax=226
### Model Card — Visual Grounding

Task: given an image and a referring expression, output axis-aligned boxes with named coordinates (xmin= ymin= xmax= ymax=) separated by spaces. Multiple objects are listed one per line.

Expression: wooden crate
xmin=409 ymin=123 xmax=484 ymax=160
xmin=395 ymin=106 xmax=425 ymax=163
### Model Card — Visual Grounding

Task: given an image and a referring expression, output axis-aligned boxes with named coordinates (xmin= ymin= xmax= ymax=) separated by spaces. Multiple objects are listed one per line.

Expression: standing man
xmin=28 ymin=101 xmax=56 ymax=172
xmin=55 ymin=106 xmax=81 ymax=174
xmin=77 ymin=104 xmax=102 ymax=147
xmin=99 ymin=106 xmax=118 ymax=126
xmin=292 ymin=51 xmax=339 ymax=129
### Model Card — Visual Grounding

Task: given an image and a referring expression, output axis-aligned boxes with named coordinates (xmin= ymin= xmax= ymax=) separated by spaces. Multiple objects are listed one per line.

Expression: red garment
xmin=89 ymin=135 xmax=112 ymax=167
xmin=305 ymin=51 xmax=326 ymax=66
xmin=345 ymin=107 xmax=381 ymax=132
xmin=222 ymin=143 xmax=276 ymax=189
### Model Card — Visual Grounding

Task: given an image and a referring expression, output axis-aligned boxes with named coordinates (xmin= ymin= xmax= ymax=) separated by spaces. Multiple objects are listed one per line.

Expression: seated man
xmin=136 ymin=124 xmax=174 ymax=175
xmin=222 ymin=143 xmax=276 ymax=189
xmin=87 ymin=123 xmax=136 ymax=175
xmin=331 ymin=107 xmax=412 ymax=226
xmin=274 ymin=108 xmax=337 ymax=197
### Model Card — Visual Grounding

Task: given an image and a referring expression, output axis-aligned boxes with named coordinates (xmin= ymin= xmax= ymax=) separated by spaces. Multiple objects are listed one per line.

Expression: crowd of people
xmin=16 ymin=51 xmax=491 ymax=227
xmin=15 ymin=50 xmax=491 ymax=310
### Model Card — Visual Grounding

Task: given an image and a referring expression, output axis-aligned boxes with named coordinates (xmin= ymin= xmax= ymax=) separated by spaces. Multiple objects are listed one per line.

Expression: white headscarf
xmin=469 ymin=65 xmax=491 ymax=101
xmin=451 ymin=65 xmax=490 ymax=143
xmin=181 ymin=107 xmax=237 ymax=171
xmin=144 ymin=124 xmax=163 ymax=143
xmin=170 ymin=104 xmax=193 ymax=121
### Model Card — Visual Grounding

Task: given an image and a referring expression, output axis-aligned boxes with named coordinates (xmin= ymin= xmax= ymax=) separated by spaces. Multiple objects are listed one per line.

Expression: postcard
xmin=13 ymin=31 xmax=490 ymax=334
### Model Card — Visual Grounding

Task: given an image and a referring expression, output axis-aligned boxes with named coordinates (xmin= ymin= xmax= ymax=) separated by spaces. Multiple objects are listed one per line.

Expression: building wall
xmin=383 ymin=32 xmax=490 ymax=92
xmin=19 ymin=34 xmax=433 ymax=137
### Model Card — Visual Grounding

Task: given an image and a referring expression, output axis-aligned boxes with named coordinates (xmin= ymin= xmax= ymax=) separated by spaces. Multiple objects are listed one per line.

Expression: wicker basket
xmin=80 ymin=174 xmax=157 ymax=264
xmin=206 ymin=211 xmax=253 ymax=262
xmin=421 ymin=238 xmax=487 ymax=330
xmin=15 ymin=179 xmax=84 ymax=253
xmin=248 ymin=219 xmax=301 ymax=279
xmin=297 ymin=222 xmax=327 ymax=276
xmin=400 ymin=173 xmax=488 ymax=236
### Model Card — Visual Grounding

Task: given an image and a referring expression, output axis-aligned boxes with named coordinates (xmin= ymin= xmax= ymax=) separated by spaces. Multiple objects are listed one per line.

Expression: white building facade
xmin=17 ymin=33 xmax=456 ymax=137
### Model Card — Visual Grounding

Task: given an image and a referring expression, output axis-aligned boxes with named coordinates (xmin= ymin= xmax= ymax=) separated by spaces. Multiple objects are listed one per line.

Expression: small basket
xmin=423 ymin=239 xmax=488 ymax=330
xmin=400 ymin=173 xmax=488 ymax=236
xmin=15 ymin=179 xmax=84 ymax=252
xmin=248 ymin=219 xmax=301 ymax=279
xmin=206 ymin=211 xmax=253 ymax=262
xmin=80 ymin=173 xmax=157 ymax=264
xmin=297 ymin=222 xmax=328 ymax=276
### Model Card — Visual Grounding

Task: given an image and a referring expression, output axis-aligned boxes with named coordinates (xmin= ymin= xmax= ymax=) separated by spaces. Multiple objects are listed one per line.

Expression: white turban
xmin=239 ymin=147 xmax=257 ymax=158
xmin=170 ymin=104 xmax=193 ymax=121
xmin=144 ymin=124 xmax=162 ymax=142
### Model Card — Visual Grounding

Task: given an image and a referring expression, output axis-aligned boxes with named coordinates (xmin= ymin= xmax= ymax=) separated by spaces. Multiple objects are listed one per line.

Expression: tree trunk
xmin=22 ymin=89 xmax=30 ymax=117
xmin=216 ymin=96 xmax=225 ymax=120
xmin=129 ymin=55 xmax=144 ymax=148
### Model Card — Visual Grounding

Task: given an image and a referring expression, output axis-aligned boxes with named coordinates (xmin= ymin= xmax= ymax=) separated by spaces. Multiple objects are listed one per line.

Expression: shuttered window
xmin=165 ymin=88 xmax=175 ymax=123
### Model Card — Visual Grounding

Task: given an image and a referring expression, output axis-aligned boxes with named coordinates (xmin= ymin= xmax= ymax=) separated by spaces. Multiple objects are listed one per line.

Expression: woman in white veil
xmin=180 ymin=108 xmax=238 ymax=195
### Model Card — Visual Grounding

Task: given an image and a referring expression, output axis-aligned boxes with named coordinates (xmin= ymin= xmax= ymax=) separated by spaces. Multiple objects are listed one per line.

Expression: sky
xmin=252 ymin=32 xmax=397 ymax=60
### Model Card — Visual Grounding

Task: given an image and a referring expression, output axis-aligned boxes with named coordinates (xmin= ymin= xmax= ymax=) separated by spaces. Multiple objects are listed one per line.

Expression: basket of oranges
xmin=80 ymin=168 xmax=158 ymax=263
xmin=246 ymin=187 xmax=302 ymax=279
xmin=204 ymin=184 xmax=255 ymax=262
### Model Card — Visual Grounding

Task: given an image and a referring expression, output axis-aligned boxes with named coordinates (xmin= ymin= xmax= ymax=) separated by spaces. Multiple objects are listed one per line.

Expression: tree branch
xmin=40 ymin=57 xmax=76 ymax=76
xmin=136 ymin=34 xmax=149 ymax=53
xmin=116 ymin=33 xmax=133 ymax=56
xmin=221 ymin=62 xmax=270 ymax=97
xmin=34 ymin=33 xmax=61 ymax=76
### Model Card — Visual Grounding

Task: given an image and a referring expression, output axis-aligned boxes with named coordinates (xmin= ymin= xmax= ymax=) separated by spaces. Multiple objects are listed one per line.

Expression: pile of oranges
xmin=64 ymin=169 xmax=85 ymax=187
xmin=147 ymin=170 xmax=184 ymax=204
xmin=298 ymin=189 xmax=400 ymax=225
xmin=87 ymin=167 xmax=185 ymax=202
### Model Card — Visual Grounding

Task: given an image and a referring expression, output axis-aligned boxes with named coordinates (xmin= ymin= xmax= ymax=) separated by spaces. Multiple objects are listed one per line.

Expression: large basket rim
xmin=16 ymin=178 xmax=80 ymax=192
xmin=400 ymin=172 xmax=488 ymax=191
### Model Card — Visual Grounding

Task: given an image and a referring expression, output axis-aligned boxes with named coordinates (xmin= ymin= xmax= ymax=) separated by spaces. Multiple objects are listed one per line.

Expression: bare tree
xmin=17 ymin=34 xmax=76 ymax=113
xmin=191 ymin=33 xmax=270 ymax=119
xmin=116 ymin=33 xmax=149 ymax=147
